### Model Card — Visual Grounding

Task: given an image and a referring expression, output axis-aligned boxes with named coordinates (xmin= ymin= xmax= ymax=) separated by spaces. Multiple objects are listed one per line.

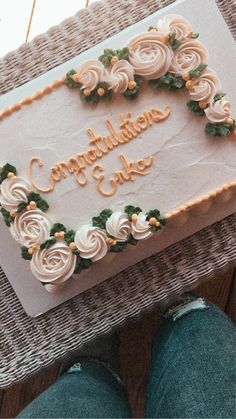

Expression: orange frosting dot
xmin=182 ymin=72 xmax=190 ymax=81
xmin=29 ymin=201 xmax=37 ymax=209
xmin=185 ymin=80 xmax=194 ymax=90
xmin=226 ymin=117 xmax=233 ymax=125
xmin=149 ymin=217 xmax=157 ymax=226
xmin=97 ymin=87 xmax=105 ymax=97
xmin=110 ymin=56 xmax=119 ymax=65
xmin=131 ymin=213 xmax=138 ymax=221
xmin=161 ymin=34 xmax=169 ymax=44
xmin=199 ymin=101 xmax=207 ymax=110
xmin=128 ymin=80 xmax=137 ymax=90
xmin=83 ymin=88 xmax=91 ymax=97
xmin=69 ymin=242 xmax=77 ymax=251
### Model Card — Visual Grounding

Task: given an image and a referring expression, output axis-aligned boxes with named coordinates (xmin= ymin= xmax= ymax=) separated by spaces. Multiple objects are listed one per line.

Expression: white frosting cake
xmin=0 ymin=0 xmax=235 ymax=315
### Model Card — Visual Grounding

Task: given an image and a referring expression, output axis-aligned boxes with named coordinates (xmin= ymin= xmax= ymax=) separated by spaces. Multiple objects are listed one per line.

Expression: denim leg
xmin=145 ymin=301 xmax=236 ymax=418
xmin=18 ymin=360 xmax=131 ymax=418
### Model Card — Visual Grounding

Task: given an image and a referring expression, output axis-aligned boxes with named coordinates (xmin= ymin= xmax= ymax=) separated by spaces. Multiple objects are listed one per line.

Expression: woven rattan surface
xmin=0 ymin=0 xmax=236 ymax=388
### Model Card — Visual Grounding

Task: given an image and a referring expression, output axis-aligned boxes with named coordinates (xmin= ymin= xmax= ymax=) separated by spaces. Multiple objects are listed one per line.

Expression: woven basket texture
xmin=0 ymin=0 xmax=235 ymax=388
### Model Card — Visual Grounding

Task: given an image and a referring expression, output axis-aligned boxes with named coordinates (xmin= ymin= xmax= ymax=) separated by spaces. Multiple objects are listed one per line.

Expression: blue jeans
xmin=19 ymin=302 xmax=236 ymax=418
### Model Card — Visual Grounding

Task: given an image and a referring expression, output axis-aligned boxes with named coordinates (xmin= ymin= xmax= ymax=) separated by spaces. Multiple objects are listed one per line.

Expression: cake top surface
xmin=0 ymin=0 xmax=235 ymax=315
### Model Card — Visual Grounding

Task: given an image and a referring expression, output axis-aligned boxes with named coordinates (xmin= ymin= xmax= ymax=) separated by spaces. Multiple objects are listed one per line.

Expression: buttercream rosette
xmin=205 ymin=97 xmax=232 ymax=123
xmin=104 ymin=60 xmax=135 ymax=94
xmin=128 ymin=32 xmax=173 ymax=79
xmin=0 ymin=176 xmax=30 ymax=212
xmin=131 ymin=212 xmax=153 ymax=240
xmin=156 ymin=14 xmax=192 ymax=41
xmin=9 ymin=209 xmax=53 ymax=248
xmin=169 ymin=39 xmax=208 ymax=75
xmin=106 ymin=211 xmax=131 ymax=241
xmin=189 ymin=68 xmax=222 ymax=104
xmin=73 ymin=59 xmax=105 ymax=91
xmin=30 ymin=241 xmax=77 ymax=287
xmin=74 ymin=224 xmax=108 ymax=261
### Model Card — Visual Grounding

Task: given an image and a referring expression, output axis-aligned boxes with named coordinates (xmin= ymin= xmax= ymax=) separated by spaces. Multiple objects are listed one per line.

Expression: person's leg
xmin=145 ymin=295 xmax=236 ymax=418
xmin=18 ymin=335 xmax=131 ymax=418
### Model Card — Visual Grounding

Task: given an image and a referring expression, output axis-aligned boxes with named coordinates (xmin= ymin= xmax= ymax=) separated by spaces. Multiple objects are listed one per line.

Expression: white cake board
xmin=0 ymin=0 xmax=235 ymax=317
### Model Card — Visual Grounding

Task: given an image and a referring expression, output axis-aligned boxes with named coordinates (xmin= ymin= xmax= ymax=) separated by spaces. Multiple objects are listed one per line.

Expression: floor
xmin=0 ymin=267 xmax=235 ymax=418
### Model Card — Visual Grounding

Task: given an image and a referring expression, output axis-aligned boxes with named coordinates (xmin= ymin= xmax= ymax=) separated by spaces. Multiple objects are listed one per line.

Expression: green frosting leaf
xmin=0 ymin=208 xmax=14 ymax=226
xmin=99 ymin=48 xmax=129 ymax=67
xmin=149 ymin=73 xmax=185 ymax=91
xmin=148 ymin=79 xmax=160 ymax=89
xmin=110 ymin=241 xmax=127 ymax=253
xmin=65 ymin=69 xmax=81 ymax=88
xmin=169 ymin=32 xmax=181 ymax=50
xmin=80 ymin=82 xmax=112 ymax=105
xmin=214 ymin=93 xmax=225 ymax=102
xmin=146 ymin=209 xmax=160 ymax=221
xmin=74 ymin=255 xmax=92 ymax=274
xmin=17 ymin=202 xmax=28 ymax=213
xmin=124 ymin=205 xmax=142 ymax=221
xmin=27 ymin=192 xmax=49 ymax=212
xmin=40 ymin=238 xmax=57 ymax=250
xmin=0 ymin=163 xmax=17 ymax=184
xmin=79 ymin=90 xmax=99 ymax=105
xmin=205 ymin=120 xmax=236 ymax=137
xmin=123 ymin=75 xmax=143 ymax=100
xmin=127 ymin=234 xmax=138 ymax=246
xmin=191 ymin=32 xmax=199 ymax=39
xmin=64 ymin=229 xmax=76 ymax=245
xmin=186 ymin=100 xmax=205 ymax=116
xmin=189 ymin=64 xmax=207 ymax=79
xmin=157 ymin=215 xmax=167 ymax=228
xmin=92 ymin=209 xmax=113 ymax=230
xmin=21 ymin=246 xmax=32 ymax=260
xmin=50 ymin=223 xmax=67 ymax=236
xmin=99 ymin=48 xmax=116 ymax=67
xmin=117 ymin=47 xmax=129 ymax=61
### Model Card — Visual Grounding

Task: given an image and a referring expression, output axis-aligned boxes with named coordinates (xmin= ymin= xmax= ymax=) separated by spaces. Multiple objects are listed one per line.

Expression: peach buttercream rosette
xmin=0 ymin=176 xmax=30 ymax=212
xmin=74 ymin=224 xmax=108 ymax=261
xmin=104 ymin=60 xmax=135 ymax=94
xmin=30 ymin=241 xmax=77 ymax=290
xmin=10 ymin=209 xmax=53 ymax=248
xmin=128 ymin=32 xmax=173 ymax=80
xmin=169 ymin=39 xmax=208 ymax=75
xmin=156 ymin=14 xmax=192 ymax=41
xmin=73 ymin=59 xmax=105 ymax=91
xmin=105 ymin=211 xmax=131 ymax=241
xmin=205 ymin=98 xmax=232 ymax=123
xmin=189 ymin=68 xmax=222 ymax=104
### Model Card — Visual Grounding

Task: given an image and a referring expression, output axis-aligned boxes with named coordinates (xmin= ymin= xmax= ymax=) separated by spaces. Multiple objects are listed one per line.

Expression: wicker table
xmin=0 ymin=0 xmax=236 ymax=388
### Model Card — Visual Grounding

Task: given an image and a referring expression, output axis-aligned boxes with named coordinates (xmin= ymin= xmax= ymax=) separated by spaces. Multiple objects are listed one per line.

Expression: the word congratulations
xmin=28 ymin=106 xmax=170 ymax=195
